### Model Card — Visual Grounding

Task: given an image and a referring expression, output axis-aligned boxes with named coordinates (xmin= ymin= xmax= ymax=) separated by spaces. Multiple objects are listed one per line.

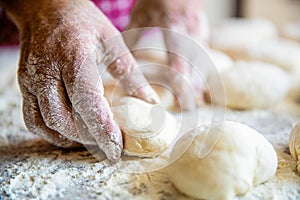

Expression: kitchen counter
xmin=1 ymin=48 xmax=300 ymax=200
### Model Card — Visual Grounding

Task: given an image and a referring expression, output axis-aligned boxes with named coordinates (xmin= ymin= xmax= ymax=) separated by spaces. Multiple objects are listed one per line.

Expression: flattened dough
xmin=168 ymin=121 xmax=278 ymax=200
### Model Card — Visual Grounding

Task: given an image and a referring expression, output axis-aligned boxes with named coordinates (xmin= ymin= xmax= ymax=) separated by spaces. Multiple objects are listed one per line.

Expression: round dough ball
xmin=208 ymin=49 xmax=234 ymax=74
xmin=280 ymin=20 xmax=300 ymax=42
xmin=289 ymin=123 xmax=300 ymax=172
xmin=288 ymin=69 xmax=300 ymax=101
xmin=204 ymin=50 xmax=233 ymax=104
xmin=248 ymin=39 xmax=300 ymax=72
xmin=112 ymin=97 xmax=178 ymax=157
xmin=168 ymin=121 xmax=278 ymax=200
xmin=208 ymin=61 xmax=290 ymax=109
xmin=211 ymin=18 xmax=278 ymax=59
xmin=211 ymin=18 xmax=300 ymax=71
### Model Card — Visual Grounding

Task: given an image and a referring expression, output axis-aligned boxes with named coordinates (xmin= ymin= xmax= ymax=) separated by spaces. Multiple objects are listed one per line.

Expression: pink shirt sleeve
xmin=0 ymin=7 xmax=19 ymax=46
xmin=0 ymin=0 xmax=136 ymax=46
xmin=92 ymin=0 xmax=136 ymax=31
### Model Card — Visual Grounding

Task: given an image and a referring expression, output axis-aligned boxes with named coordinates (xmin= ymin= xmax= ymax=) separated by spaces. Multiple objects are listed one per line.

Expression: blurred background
xmin=1 ymin=0 xmax=300 ymax=46
xmin=204 ymin=0 xmax=300 ymax=25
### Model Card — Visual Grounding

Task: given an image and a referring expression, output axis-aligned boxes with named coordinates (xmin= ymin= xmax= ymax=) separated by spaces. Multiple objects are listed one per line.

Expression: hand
xmin=4 ymin=0 xmax=159 ymax=161
xmin=127 ymin=0 xmax=209 ymax=110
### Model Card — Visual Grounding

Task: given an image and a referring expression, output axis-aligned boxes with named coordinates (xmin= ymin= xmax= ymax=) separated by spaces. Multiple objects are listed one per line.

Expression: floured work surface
xmin=1 ymin=49 xmax=300 ymax=200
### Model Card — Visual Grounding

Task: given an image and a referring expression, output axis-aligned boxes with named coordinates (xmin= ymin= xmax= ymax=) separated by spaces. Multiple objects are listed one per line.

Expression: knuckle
xmin=23 ymin=113 xmax=39 ymax=135
xmin=40 ymin=107 xmax=65 ymax=131
xmin=44 ymin=115 xmax=60 ymax=130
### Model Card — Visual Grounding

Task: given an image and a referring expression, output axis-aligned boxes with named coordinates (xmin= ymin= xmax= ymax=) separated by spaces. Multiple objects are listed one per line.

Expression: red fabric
xmin=0 ymin=0 xmax=135 ymax=46
xmin=0 ymin=8 xmax=19 ymax=46
xmin=92 ymin=0 xmax=135 ymax=31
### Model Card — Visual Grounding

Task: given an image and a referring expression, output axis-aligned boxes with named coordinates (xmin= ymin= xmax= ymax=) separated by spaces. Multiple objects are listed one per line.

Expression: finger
xmin=22 ymin=89 xmax=79 ymax=148
xmin=37 ymin=80 xmax=96 ymax=145
xmin=163 ymin=31 xmax=199 ymax=110
xmin=109 ymin=55 xmax=160 ymax=104
xmin=166 ymin=58 xmax=198 ymax=111
xmin=123 ymin=22 xmax=144 ymax=49
xmin=64 ymin=61 xmax=123 ymax=161
xmin=101 ymin=30 xmax=160 ymax=104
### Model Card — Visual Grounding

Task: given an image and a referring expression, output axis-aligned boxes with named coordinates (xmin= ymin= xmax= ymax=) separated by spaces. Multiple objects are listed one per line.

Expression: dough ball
xmin=248 ymin=39 xmax=300 ymax=72
xmin=211 ymin=18 xmax=278 ymax=59
xmin=204 ymin=50 xmax=233 ymax=104
xmin=288 ymin=69 xmax=300 ymax=101
xmin=168 ymin=121 xmax=278 ymax=200
xmin=112 ymin=97 xmax=178 ymax=157
xmin=208 ymin=61 xmax=290 ymax=109
xmin=280 ymin=20 xmax=300 ymax=43
xmin=104 ymin=84 xmax=175 ymax=110
xmin=211 ymin=18 xmax=300 ymax=71
xmin=208 ymin=50 xmax=233 ymax=74
xmin=289 ymin=123 xmax=300 ymax=172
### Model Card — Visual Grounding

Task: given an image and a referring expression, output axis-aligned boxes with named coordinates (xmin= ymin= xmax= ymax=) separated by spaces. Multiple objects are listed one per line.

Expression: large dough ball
xmin=168 ymin=121 xmax=278 ymax=200
xmin=112 ymin=97 xmax=178 ymax=157
xmin=208 ymin=61 xmax=289 ymax=109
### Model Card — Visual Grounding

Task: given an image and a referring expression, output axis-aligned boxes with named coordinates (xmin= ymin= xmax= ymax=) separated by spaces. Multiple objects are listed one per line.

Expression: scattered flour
xmin=1 ymin=48 xmax=300 ymax=200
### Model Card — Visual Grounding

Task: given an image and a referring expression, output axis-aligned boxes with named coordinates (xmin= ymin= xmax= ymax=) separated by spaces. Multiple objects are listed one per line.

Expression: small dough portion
xmin=204 ymin=50 xmax=233 ymax=104
xmin=211 ymin=18 xmax=278 ymax=59
xmin=211 ymin=18 xmax=300 ymax=72
xmin=280 ymin=20 xmax=300 ymax=42
xmin=208 ymin=61 xmax=289 ymax=109
xmin=288 ymin=69 xmax=300 ymax=101
xmin=208 ymin=49 xmax=234 ymax=74
xmin=112 ymin=97 xmax=178 ymax=157
xmin=248 ymin=39 xmax=300 ymax=72
xmin=168 ymin=121 xmax=278 ymax=200
xmin=289 ymin=123 xmax=300 ymax=172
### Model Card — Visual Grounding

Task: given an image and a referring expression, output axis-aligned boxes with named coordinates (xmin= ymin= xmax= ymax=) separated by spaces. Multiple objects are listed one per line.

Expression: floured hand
xmin=127 ymin=0 xmax=209 ymax=110
xmin=3 ymin=0 xmax=158 ymax=161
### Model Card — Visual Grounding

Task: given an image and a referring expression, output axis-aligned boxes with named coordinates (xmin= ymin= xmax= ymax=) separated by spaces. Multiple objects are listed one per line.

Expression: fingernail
xmin=147 ymin=91 xmax=160 ymax=104
xmin=144 ymin=86 xmax=160 ymax=104
xmin=102 ymin=142 xmax=122 ymax=162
